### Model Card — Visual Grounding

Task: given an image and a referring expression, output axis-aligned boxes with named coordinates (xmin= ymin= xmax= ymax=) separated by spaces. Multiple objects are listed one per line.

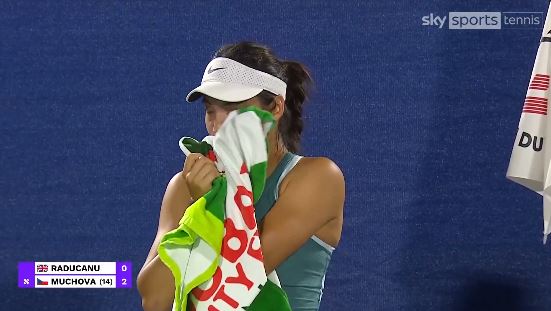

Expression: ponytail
xmin=279 ymin=61 xmax=312 ymax=153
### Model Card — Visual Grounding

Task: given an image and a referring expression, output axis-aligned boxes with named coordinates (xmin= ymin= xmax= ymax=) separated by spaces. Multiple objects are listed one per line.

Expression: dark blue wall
xmin=2 ymin=1 xmax=551 ymax=310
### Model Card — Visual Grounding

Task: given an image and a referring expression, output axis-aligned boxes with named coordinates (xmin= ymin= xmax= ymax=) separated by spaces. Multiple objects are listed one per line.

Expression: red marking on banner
xmin=525 ymin=96 xmax=547 ymax=102
xmin=523 ymin=95 xmax=548 ymax=115
xmin=530 ymin=73 xmax=550 ymax=91
xmin=525 ymin=100 xmax=547 ymax=104
xmin=524 ymin=99 xmax=547 ymax=104
xmin=532 ymin=74 xmax=549 ymax=81
xmin=523 ymin=107 xmax=547 ymax=111
xmin=523 ymin=110 xmax=547 ymax=114
xmin=524 ymin=105 xmax=547 ymax=110
xmin=523 ymin=109 xmax=547 ymax=115
xmin=523 ymin=96 xmax=548 ymax=115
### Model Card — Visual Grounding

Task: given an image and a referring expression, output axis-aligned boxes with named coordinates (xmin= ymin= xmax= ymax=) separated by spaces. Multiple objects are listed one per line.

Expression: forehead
xmin=202 ymin=95 xmax=260 ymax=107
xmin=202 ymin=96 xmax=223 ymax=106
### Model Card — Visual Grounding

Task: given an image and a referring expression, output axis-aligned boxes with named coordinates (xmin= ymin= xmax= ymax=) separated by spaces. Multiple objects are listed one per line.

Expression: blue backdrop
xmin=2 ymin=1 xmax=551 ymax=310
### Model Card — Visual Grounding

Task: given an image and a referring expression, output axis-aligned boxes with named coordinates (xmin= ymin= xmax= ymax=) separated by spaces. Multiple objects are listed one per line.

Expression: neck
xmin=266 ymin=132 xmax=288 ymax=178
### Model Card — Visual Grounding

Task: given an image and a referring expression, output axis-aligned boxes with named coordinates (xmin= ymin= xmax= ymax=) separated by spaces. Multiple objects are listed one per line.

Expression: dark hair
xmin=213 ymin=42 xmax=312 ymax=154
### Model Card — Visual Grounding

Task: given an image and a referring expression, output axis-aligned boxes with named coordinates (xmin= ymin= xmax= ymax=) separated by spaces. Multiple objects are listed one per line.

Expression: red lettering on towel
xmin=247 ymin=230 xmax=263 ymax=262
xmin=213 ymin=285 xmax=239 ymax=308
xmin=192 ymin=267 xmax=222 ymax=301
xmin=234 ymin=186 xmax=256 ymax=230
xmin=226 ymin=262 xmax=254 ymax=290
xmin=193 ymin=181 xmax=266 ymax=308
xmin=221 ymin=218 xmax=248 ymax=263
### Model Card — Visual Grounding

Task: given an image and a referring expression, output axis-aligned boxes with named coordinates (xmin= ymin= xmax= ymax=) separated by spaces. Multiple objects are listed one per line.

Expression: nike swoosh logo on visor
xmin=207 ymin=67 xmax=225 ymax=74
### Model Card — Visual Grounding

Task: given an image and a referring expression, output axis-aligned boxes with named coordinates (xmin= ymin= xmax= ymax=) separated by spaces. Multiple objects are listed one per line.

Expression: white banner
xmin=506 ymin=3 xmax=551 ymax=243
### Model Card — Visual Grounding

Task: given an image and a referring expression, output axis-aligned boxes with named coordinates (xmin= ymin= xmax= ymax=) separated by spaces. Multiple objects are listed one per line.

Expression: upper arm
xmin=137 ymin=172 xmax=191 ymax=311
xmin=259 ymin=157 xmax=345 ymax=274
xmin=143 ymin=172 xmax=192 ymax=266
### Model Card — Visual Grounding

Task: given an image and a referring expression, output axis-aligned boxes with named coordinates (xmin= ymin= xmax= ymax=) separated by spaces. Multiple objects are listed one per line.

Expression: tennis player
xmin=137 ymin=41 xmax=345 ymax=311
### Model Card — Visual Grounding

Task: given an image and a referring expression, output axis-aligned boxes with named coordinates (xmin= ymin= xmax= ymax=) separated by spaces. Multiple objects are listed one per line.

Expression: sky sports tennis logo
xmin=422 ymin=12 xmax=543 ymax=29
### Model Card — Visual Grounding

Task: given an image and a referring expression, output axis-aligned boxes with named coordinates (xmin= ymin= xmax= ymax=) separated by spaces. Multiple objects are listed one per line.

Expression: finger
xmin=206 ymin=170 xmax=221 ymax=184
xmin=183 ymin=153 xmax=202 ymax=174
xmin=197 ymin=169 xmax=219 ymax=185
xmin=192 ymin=160 xmax=216 ymax=181
xmin=196 ymin=156 xmax=218 ymax=176
xmin=182 ymin=154 xmax=197 ymax=174
xmin=186 ymin=158 xmax=213 ymax=184
xmin=195 ymin=171 xmax=220 ymax=194
xmin=184 ymin=170 xmax=194 ymax=183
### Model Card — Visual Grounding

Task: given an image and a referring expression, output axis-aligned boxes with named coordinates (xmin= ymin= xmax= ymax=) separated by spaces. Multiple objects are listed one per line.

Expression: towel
xmin=157 ymin=106 xmax=292 ymax=311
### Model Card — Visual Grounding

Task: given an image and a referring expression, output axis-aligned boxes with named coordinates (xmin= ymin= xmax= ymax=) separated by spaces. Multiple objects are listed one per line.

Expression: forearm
xmin=137 ymin=254 xmax=175 ymax=311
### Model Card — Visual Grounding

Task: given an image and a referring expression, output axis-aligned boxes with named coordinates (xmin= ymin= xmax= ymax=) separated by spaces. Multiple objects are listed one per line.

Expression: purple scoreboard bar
xmin=18 ymin=262 xmax=132 ymax=288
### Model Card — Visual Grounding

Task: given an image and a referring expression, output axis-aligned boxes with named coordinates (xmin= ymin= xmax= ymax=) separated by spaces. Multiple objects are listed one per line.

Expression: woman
xmin=137 ymin=42 xmax=345 ymax=311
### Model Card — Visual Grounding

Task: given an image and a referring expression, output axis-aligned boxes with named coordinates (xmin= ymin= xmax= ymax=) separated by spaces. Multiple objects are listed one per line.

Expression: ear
xmin=272 ymin=95 xmax=285 ymax=121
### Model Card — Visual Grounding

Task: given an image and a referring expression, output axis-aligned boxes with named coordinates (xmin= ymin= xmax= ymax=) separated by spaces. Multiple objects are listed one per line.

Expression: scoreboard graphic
xmin=18 ymin=262 xmax=132 ymax=288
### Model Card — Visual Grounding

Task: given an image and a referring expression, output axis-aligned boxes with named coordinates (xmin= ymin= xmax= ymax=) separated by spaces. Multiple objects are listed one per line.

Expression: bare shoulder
xmin=279 ymin=156 xmax=345 ymax=211
xmin=284 ymin=156 xmax=344 ymax=187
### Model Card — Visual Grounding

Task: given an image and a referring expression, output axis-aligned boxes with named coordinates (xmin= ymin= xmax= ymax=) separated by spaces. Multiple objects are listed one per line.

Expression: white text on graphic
xmin=421 ymin=13 xmax=447 ymax=29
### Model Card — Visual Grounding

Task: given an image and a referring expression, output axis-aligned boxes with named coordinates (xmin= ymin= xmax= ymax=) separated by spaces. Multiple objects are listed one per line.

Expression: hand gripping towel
xmin=157 ymin=106 xmax=292 ymax=311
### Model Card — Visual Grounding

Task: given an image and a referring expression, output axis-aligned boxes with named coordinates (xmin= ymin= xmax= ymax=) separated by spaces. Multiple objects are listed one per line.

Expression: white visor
xmin=186 ymin=57 xmax=287 ymax=103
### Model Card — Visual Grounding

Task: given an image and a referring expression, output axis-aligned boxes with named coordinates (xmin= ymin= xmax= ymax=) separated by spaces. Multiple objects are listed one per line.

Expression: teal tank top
xmin=255 ymin=152 xmax=335 ymax=311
